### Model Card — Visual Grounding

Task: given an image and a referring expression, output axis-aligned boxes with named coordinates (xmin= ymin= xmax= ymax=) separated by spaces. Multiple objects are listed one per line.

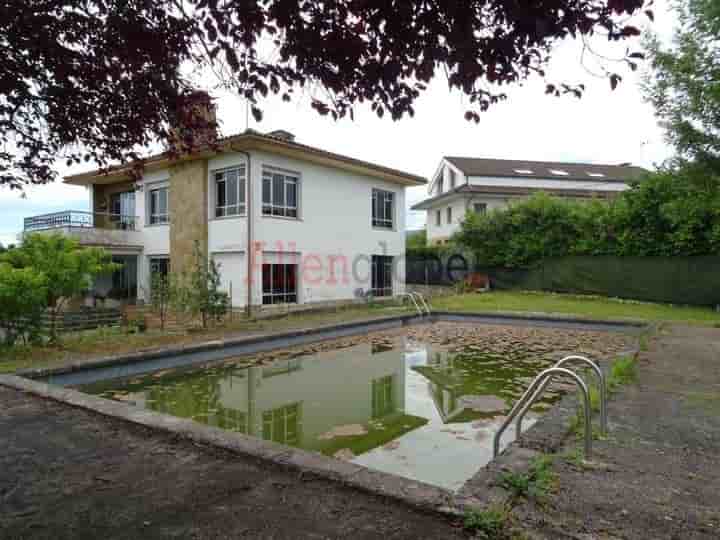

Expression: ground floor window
xmin=371 ymin=255 xmax=393 ymax=297
xmin=109 ymin=255 xmax=138 ymax=300
xmin=262 ymin=263 xmax=298 ymax=305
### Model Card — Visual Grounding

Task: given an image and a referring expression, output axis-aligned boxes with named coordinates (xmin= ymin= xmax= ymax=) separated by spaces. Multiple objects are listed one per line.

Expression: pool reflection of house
xmin=410 ymin=349 xmax=508 ymax=424
xmin=212 ymin=343 xmax=409 ymax=451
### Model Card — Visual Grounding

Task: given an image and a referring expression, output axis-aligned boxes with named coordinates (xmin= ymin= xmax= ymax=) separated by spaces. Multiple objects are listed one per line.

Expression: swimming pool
xmin=80 ymin=322 xmax=632 ymax=490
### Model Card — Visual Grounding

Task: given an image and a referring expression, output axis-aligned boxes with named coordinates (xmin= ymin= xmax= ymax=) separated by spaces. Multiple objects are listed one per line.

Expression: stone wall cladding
xmin=169 ymin=159 xmax=209 ymax=275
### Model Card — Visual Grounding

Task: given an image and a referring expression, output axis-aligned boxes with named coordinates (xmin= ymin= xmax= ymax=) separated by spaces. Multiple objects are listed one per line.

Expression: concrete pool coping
xmin=16 ymin=310 xmax=645 ymax=382
xmin=1 ymin=312 xmax=646 ymax=516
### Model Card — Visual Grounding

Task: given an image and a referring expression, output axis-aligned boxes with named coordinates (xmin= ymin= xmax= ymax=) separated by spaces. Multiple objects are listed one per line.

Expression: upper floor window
xmin=215 ymin=166 xmax=246 ymax=218
xmin=449 ymin=168 xmax=456 ymax=189
xmin=149 ymin=187 xmax=169 ymax=225
xmin=473 ymin=202 xmax=487 ymax=215
xmin=446 ymin=206 xmax=453 ymax=224
xmin=262 ymin=168 xmax=299 ymax=218
xmin=372 ymin=189 xmax=394 ymax=229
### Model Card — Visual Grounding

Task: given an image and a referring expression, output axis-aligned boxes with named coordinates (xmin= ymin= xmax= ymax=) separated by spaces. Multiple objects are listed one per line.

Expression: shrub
xmin=2 ymin=234 xmax=119 ymax=342
xmin=454 ymin=169 xmax=720 ymax=268
xmin=0 ymin=264 xmax=48 ymax=346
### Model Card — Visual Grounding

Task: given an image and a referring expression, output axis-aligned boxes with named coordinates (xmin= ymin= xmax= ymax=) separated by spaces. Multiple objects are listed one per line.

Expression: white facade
xmin=94 ymin=144 xmax=413 ymax=309
xmin=417 ymin=157 xmax=638 ymax=245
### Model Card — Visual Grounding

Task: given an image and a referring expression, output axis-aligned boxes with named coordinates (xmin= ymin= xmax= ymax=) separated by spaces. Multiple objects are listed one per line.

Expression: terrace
xmin=23 ymin=210 xmax=142 ymax=249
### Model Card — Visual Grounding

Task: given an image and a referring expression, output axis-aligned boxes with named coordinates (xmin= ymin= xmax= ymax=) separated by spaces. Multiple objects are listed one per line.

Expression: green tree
xmin=0 ymin=264 xmax=48 ymax=346
xmin=150 ymin=272 xmax=174 ymax=332
xmin=186 ymin=242 xmax=229 ymax=329
xmin=406 ymin=230 xmax=427 ymax=250
xmin=2 ymin=234 xmax=119 ymax=342
xmin=644 ymin=0 xmax=720 ymax=177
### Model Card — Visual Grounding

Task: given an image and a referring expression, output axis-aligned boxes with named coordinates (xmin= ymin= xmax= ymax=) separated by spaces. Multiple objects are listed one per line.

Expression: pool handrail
xmin=410 ymin=292 xmax=431 ymax=315
xmin=397 ymin=293 xmax=424 ymax=316
xmin=515 ymin=355 xmax=607 ymax=438
xmin=492 ymin=367 xmax=592 ymax=459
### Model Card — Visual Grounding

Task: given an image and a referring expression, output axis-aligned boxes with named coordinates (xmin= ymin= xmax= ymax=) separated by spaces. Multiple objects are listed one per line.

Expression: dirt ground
xmin=4 ymin=324 xmax=720 ymax=539
xmin=514 ymin=325 xmax=720 ymax=539
xmin=0 ymin=386 xmax=466 ymax=540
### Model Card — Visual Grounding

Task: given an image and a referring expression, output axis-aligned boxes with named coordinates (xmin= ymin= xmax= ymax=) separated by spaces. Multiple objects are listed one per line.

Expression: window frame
xmin=261 ymin=167 xmax=300 ymax=219
xmin=370 ymin=255 xmax=393 ymax=297
xmin=446 ymin=206 xmax=453 ymax=224
xmin=262 ymin=263 xmax=299 ymax=305
xmin=213 ymin=166 xmax=247 ymax=219
xmin=148 ymin=186 xmax=169 ymax=225
xmin=372 ymin=188 xmax=395 ymax=230
xmin=435 ymin=209 xmax=441 ymax=227
xmin=473 ymin=202 xmax=488 ymax=215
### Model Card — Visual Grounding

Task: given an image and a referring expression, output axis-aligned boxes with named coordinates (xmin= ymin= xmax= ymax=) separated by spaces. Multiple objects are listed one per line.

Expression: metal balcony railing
xmin=24 ymin=211 xmax=138 ymax=232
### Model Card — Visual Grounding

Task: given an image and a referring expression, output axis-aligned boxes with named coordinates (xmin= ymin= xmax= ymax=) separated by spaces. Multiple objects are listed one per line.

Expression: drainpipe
xmin=232 ymin=147 xmax=253 ymax=317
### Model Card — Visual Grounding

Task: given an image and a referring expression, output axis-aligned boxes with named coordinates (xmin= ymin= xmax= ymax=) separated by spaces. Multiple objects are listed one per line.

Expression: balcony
xmin=23 ymin=211 xmax=143 ymax=250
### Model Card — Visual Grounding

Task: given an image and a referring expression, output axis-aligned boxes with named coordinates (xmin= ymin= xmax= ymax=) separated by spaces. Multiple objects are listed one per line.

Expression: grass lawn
xmin=0 ymin=303 xmax=413 ymax=374
xmin=432 ymin=290 xmax=720 ymax=325
xmin=2 ymin=290 xmax=718 ymax=375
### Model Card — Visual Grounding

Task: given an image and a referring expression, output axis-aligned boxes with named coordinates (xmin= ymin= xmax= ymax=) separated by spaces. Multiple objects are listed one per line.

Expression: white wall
xmin=429 ymin=160 xmax=466 ymax=197
xmin=425 ymin=196 xmax=472 ymax=244
xmin=467 ymin=175 xmax=629 ymax=192
xmin=204 ymin=149 xmax=407 ymax=307
xmin=107 ymin=150 xmax=409 ymax=308
xmin=134 ymin=169 xmax=171 ymax=301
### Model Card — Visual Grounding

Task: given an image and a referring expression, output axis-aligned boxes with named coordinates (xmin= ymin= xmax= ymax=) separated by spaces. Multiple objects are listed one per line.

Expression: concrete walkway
xmin=516 ymin=325 xmax=720 ymax=539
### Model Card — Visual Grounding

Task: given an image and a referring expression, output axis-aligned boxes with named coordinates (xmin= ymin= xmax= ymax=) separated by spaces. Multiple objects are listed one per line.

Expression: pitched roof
xmin=64 ymin=129 xmax=426 ymax=187
xmin=444 ymin=157 xmax=648 ymax=183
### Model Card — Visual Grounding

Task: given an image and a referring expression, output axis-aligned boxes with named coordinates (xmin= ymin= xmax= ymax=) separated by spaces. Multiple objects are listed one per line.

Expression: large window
xmin=109 ymin=255 xmax=138 ymax=300
xmin=262 ymin=168 xmax=298 ymax=218
xmin=372 ymin=189 xmax=394 ymax=229
xmin=371 ymin=255 xmax=393 ymax=297
xmin=262 ymin=263 xmax=298 ymax=304
xmin=215 ymin=167 xmax=246 ymax=218
xmin=149 ymin=187 xmax=169 ymax=225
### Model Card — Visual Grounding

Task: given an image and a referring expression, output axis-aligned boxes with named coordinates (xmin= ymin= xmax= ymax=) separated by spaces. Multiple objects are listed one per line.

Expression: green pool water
xmin=81 ymin=336 xmax=564 ymax=490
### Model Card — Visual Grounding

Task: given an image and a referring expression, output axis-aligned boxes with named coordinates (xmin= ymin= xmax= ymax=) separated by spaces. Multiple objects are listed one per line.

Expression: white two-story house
xmin=412 ymin=156 xmax=648 ymax=245
xmin=24 ymin=112 xmax=425 ymax=311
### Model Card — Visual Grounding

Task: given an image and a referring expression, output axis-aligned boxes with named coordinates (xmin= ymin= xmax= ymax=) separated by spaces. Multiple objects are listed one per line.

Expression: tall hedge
xmin=454 ymin=170 xmax=720 ymax=268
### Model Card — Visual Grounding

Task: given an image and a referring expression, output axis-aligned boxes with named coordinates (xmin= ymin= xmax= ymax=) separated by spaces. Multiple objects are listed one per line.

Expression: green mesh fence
xmin=485 ymin=256 xmax=720 ymax=306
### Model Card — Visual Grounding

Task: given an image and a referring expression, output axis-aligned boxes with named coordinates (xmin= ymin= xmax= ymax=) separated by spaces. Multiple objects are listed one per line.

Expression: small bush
xmin=499 ymin=454 xmax=556 ymax=501
xmin=463 ymin=506 xmax=510 ymax=538
xmin=608 ymin=355 xmax=637 ymax=391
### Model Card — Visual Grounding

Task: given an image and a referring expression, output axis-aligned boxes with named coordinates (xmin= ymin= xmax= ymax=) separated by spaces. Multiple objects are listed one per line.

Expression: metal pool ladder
xmin=399 ymin=292 xmax=431 ymax=316
xmin=492 ymin=355 xmax=608 ymax=460
xmin=412 ymin=292 xmax=431 ymax=315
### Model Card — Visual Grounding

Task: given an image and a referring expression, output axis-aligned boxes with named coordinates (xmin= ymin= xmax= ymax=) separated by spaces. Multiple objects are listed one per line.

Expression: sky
xmin=0 ymin=1 xmax=677 ymax=247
